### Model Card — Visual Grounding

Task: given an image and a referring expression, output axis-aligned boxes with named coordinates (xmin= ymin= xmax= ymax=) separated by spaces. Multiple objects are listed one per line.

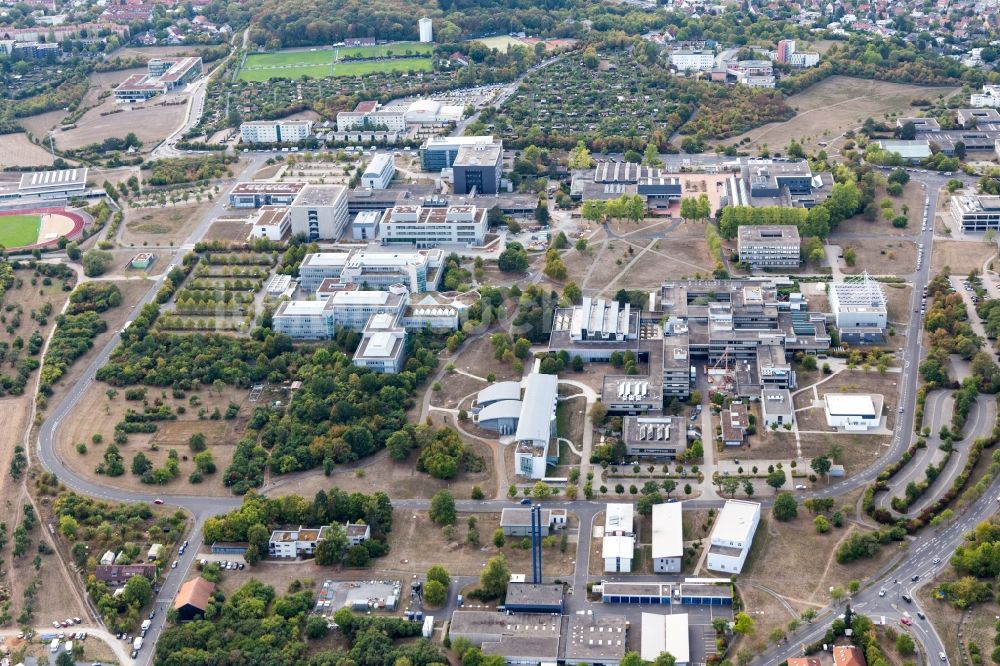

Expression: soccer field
xmin=238 ymin=42 xmax=434 ymax=81
xmin=238 ymin=57 xmax=432 ymax=81
xmin=0 ymin=214 xmax=40 ymax=248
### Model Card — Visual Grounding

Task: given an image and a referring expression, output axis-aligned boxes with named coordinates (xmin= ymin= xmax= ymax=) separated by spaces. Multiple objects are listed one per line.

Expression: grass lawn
xmin=336 ymin=42 xmax=433 ymax=58
xmin=0 ymin=214 xmax=40 ymax=248
xmin=238 ymin=56 xmax=432 ymax=81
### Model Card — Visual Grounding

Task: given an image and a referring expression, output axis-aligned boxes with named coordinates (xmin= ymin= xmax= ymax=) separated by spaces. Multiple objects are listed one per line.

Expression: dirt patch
xmin=581 ymin=238 xmax=713 ymax=297
xmin=723 ymin=77 xmax=959 ymax=153
xmin=203 ymin=219 xmax=254 ymax=243
xmin=55 ymin=382 xmax=248 ymax=496
xmin=882 ymin=283 xmax=913 ymax=332
xmin=432 ymin=372 xmax=486 ymax=410
xmin=254 ymin=164 xmax=284 ymax=180
xmin=932 ymin=240 xmax=995 ymax=275
xmin=387 ymin=509 xmax=576 ymax=578
xmin=123 ymin=201 xmax=215 ymax=246
xmin=26 ymin=91 xmax=189 ymax=154
xmin=0 ymin=133 xmax=57 ymax=169
xmin=840 ymin=240 xmax=917 ymax=277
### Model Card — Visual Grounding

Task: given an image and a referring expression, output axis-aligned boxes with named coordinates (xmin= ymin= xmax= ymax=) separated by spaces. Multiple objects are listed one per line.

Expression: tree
xmin=82 ymin=249 xmax=113 ymax=277
xmin=427 ymin=565 xmax=450 ymax=588
xmin=188 ymin=432 xmax=207 ymax=452
xmin=830 ymin=586 xmax=845 ymax=602
xmin=479 ymin=555 xmax=510 ymax=599
xmin=122 ymin=573 xmax=152 ymax=608
xmin=814 ymin=515 xmax=830 ymax=533
xmin=568 ymin=141 xmax=595 ymax=170
xmin=643 ymin=142 xmax=663 ymax=167
xmin=315 ymin=523 xmax=350 ymax=565
xmin=720 ymin=477 xmax=740 ymax=498
xmin=662 ymin=479 xmax=677 ymax=498
xmin=766 ymin=469 xmax=787 ymax=489
xmin=582 ymin=47 xmax=599 ymax=69
xmin=305 ymin=614 xmax=329 ymax=639
xmin=429 ymin=490 xmax=456 ymax=526
xmin=898 ymin=121 xmax=917 ymax=140
xmin=895 ymin=633 xmax=915 ymax=656
xmin=773 ymin=492 xmax=798 ymax=521
xmin=733 ymin=612 xmax=756 ymax=636
xmin=810 ymin=455 xmax=832 ymax=478
xmin=590 ymin=401 xmax=608 ymax=427
xmin=424 ymin=579 xmax=447 ymax=606
xmin=653 ymin=652 xmax=677 ymax=666
xmin=564 ymin=282 xmax=582 ymax=304
xmin=531 ymin=482 xmax=552 ymax=499
xmin=131 ymin=452 xmax=153 ymax=476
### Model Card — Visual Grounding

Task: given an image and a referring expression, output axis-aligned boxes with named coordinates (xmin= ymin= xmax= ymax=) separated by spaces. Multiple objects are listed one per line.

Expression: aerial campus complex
xmin=6 ymin=2 xmax=1000 ymax=666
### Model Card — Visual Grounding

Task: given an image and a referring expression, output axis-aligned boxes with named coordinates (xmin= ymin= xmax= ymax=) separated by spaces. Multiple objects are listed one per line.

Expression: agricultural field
xmin=722 ymin=76 xmax=960 ymax=153
xmin=23 ymin=95 xmax=189 ymax=154
xmin=0 ymin=133 xmax=56 ymax=169
xmin=238 ymin=44 xmax=433 ymax=81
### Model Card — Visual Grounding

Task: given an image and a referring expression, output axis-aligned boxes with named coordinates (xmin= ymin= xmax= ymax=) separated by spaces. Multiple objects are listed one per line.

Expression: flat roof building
xmin=229 ymin=181 xmax=306 ymax=208
xmin=651 ymin=502 xmax=683 ymax=573
xmin=641 ymin=613 xmax=690 ymax=666
xmin=353 ymin=311 xmax=407 ymax=374
xmin=499 ymin=507 xmax=567 ymax=536
xmin=362 ymin=154 xmax=396 ymax=190
xmin=761 ymin=388 xmax=794 ymax=428
xmin=268 ymin=525 xmax=329 ymax=558
xmin=875 ymin=139 xmax=931 ymax=162
xmin=706 ymin=500 xmax=760 ymax=574
xmin=623 ymin=416 xmax=686 ymax=459
xmin=737 ymin=225 xmax=800 ymax=268
xmin=830 ymin=274 xmax=887 ymax=344
xmin=824 ymin=393 xmax=882 ymax=431
xmin=18 ymin=168 xmax=88 ymax=198
xmin=241 ymin=119 xmax=313 ymax=144
xmin=504 ymin=583 xmax=564 ymax=614
xmin=453 ymin=142 xmax=503 ymax=195
xmin=379 ymin=204 xmax=488 ymax=248
xmin=952 ymin=194 xmax=1000 ymax=232
xmin=114 ymin=57 xmax=202 ymax=102
xmin=603 ymin=503 xmax=635 ymax=573
xmin=250 ymin=206 xmax=290 ymax=241
xmin=420 ymin=136 xmax=498 ymax=171
xmin=289 ymin=184 xmax=350 ymax=241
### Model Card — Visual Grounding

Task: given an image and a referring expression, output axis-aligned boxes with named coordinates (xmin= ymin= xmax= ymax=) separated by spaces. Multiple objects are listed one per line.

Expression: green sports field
xmin=238 ymin=42 xmax=434 ymax=81
xmin=0 ymin=214 xmax=40 ymax=248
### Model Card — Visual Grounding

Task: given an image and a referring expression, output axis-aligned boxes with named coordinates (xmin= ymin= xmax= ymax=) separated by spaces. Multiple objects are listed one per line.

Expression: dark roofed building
xmin=94 ymin=563 xmax=157 ymax=585
xmin=504 ymin=583 xmax=564 ymax=613
xmin=174 ymin=577 xmax=216 ymax=621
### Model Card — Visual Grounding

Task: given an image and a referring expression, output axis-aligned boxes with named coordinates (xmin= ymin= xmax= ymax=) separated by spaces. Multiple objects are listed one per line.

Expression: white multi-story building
xmin=362 ymin=154 xmax=396 ymax=189
xmin=789 ymin=51 xmax=820 ymax=67
xmin=670 ymin=49 xmax=715 ymax=71
xmin=249 ymin=206 xmax=290 ymax=241
xmin=353 ymin=312 xmax=407 ymax=374
xmin=706 ymin=500 xmax=760 ymax=574
xmin=419 ymin=17 xmax=433 ymax=43
xmin=272 ymin=287 xmax=408 ymax=339
xmin=829 ymin=274 xmax=887 ymax=344
xmin=971 ymin=85 xmax=1000 ymax=108
xmin=737 ymin=225 xmax=801 ymax=268
xmin=603 ymin=503 xmax=635 ymax=573
xmin=952 ymin=194 xmax=1000 ymax=231
xmin=823 ymin=393 xmax=882 ymax=431
xmin=513 ymin=373 xmax=559 ymax=480
xmin=268 ymin=526 xmax=328 ymax=558
xmin=298 ymin=248 xmax=441 ymax=293
xmin=288 ymin=185 xmax=349 ymax=241
xmin=379 ymin=204 xmax=487 ymax=248
xmin=240 ymin=119 xmax=313 ymax=144
xmin=336 ymin=101 xmax=408 ymax=132
xmin=651 ymin=502 xmax=683 ymax=573
xmin=727 ymin=60 xmax=776 ymax=88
